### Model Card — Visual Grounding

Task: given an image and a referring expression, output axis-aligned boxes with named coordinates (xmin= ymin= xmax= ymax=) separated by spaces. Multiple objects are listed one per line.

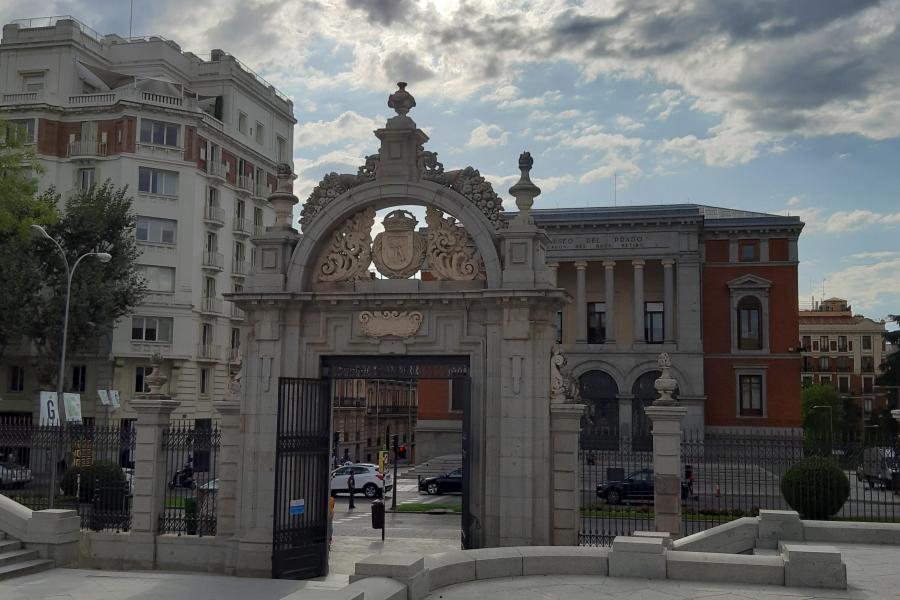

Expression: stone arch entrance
xmin=578 ymin=370 xmax=619 ymax=449
xmin=229 ymin=84 xmax=577 ymax=578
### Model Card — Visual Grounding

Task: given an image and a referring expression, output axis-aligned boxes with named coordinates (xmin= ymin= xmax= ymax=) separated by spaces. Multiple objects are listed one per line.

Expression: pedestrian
xmin=348 ymin=468 xmax=356 ymax=510
xmin=328 ymin=490 xmax=336 ymax=549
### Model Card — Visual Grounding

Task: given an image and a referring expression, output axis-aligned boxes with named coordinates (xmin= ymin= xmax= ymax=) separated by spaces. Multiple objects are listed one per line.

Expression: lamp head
xmin=95 ymin=252 xmax=112 ymax=263
xmin=30 ymin=224 xmax=51 ymax=240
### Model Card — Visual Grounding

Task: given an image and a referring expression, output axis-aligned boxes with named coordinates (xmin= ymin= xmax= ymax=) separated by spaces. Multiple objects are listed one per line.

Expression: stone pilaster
xmin=575 ymin=261 xmax=588 ymax=343
xmin=632 ymin=259 xmax=645 ymax=344
xmin=644 ymin=404 xmax=688 ymax=536
xmin=214 ymin=398 xmax=241 ymax=541
xmin=662 ymin=259 xmax=675 ymax=343
xmin=550 ymin=402 xmax=585 ymax=545
xmin=130 ymin=395 xmax=180 ymax=536
xmin=603 ymin=260 xmax=616 ymax=343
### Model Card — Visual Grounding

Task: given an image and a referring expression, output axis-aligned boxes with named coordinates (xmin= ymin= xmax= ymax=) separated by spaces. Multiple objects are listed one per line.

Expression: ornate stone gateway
xmin=229 ymin=84 xmax=582 ymax=578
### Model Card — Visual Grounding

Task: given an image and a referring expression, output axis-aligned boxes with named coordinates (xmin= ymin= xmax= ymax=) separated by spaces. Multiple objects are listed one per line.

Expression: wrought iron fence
xmin=0 ymin=419 xmax=136 ymax=532
xmin=159 ymin=421 xmax=220 ymax=536
xmin=579 ymin=429 xmax=900 ymax=546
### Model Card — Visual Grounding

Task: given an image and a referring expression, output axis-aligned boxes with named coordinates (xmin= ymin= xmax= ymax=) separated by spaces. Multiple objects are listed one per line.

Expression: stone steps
xmin=0 ymin=530 xmax=55 ymax=581
xmin=0 ymin=558 xmax=55 ymax=581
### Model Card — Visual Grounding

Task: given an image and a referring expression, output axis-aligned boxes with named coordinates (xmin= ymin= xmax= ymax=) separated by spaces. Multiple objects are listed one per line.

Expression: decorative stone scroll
xmin=315 ymin=207 xmax=376 ymax=282
xmin=424 ymin=164 xmax=505 ymax=231
xmin=359 ymin=311 xmax=423 ymax=338
xmin=550 ymin=345 xmax=580 ymax=404
xmin=372 ymin=210 xmax=426 ymax=279
xmin=424 ymin=206 xmax=483 ymax=281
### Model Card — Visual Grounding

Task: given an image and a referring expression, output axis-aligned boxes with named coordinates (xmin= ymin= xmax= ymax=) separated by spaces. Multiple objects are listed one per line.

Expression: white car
xmin=0 ymin=463 xmax=32 ymax=488
xmin=330 ymin=463 xmax=393 ymax=499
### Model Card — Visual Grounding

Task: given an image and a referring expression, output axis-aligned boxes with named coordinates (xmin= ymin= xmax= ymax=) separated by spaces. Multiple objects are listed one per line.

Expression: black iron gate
xmin=273 ymin=377 xmax=331 ymax=579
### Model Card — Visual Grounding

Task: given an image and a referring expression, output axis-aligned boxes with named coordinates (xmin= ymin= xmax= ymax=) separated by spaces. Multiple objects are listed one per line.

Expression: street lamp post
xmin=31 ymin=224 xmax=111 ymax=508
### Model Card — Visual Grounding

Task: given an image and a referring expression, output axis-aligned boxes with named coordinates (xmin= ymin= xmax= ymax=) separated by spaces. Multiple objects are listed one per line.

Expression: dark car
xmin=596 ymin=468 xmax=690 ymax=505
xmin=419 ymin=468 xmax=462 ymax=495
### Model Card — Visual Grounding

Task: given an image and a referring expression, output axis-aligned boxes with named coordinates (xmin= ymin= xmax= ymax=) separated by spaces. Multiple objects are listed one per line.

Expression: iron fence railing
xmin=0 ymin=419 xmax=136 ymax=532
xmin=579 ymin=429 xmax=900 ymax=546
xmin=160 ymin=421 xmax=220 ymax=536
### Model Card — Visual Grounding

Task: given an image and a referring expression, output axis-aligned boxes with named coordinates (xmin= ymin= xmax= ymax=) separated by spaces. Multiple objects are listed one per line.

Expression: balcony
xmin=230 ymin=303 xmax=246 ymax=320
xmin=231 ymin=260 xmax=250 ymax=278
xmin=237 ymin=175 xmax=254 ymax=194
xmin=203 ymin=205 xmax=225 ymax=226
xmin=227 ymin=347 xmax=241 ymax=362
xmin=254 ymin=223 xmax=266 ymax=237
xmin=144 ymin=292 xmax=176 ymax=306
xmin=206 ymin=160 xmax=226 ymax=181
xmin=1 ymin=92 xmax=40 ymax=106
xmin=196 ymin=344 xmax=221 ymax=361
xmin=253 ymin=180 xmax=271 ymax=199
xmin=232 ymin=217 xmax=252 ymax=237
xmin=199 ymin=296 xmax=222 ymax=314
xmin=201 ymin=251 xmax=224 ymax=271
xmin=67 ymin=140 xmax=108 ymax=158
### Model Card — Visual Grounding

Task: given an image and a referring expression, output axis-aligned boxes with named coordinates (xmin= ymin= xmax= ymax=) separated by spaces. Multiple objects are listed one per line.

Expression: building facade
xmin=416 ymin=204 xmax=804 ymax=458
xmin=0 ymin=17 xmax=294 ymax=424
xmin=799 ymin=297 xmax=888 ymax=420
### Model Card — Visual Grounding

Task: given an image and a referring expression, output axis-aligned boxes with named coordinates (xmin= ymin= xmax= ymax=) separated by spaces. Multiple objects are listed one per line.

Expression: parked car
xmin=122 ymin=467 xmax=135 ymax=496
xmin=0 ymin=462 xmax=32 ymax=488
xmin=418 ymin=468 xmax=462 ymax=495
xmin=857 ymin=447 xmax=899 ymax=490
xmin=596 ymin=468 xmax=689 ymax=505
xmin=330 ymin=463 xmax=392 ymax=498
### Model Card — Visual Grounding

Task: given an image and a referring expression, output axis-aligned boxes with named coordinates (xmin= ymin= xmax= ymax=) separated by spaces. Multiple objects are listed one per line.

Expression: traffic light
xmin=397 ymin=444 xmax=407 ymax=459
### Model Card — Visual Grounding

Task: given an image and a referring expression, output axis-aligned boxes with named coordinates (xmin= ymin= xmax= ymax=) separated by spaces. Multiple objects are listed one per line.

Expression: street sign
xmin=39 ymin=392 xmax=60 ymax=426
xmin=289 ymin=498 xmax=305 ymax=516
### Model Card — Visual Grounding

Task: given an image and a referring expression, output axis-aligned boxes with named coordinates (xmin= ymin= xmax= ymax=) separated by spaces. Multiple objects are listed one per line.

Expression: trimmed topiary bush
xmin=781 ymin=457 xmax=850 ymax=519
xmin=60 ymin=460 xmax=127 ymax=509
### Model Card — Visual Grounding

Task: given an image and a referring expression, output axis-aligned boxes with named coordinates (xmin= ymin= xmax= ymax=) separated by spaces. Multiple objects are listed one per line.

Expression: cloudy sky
xmin=4 ymin=1 xmax=899 ymax=321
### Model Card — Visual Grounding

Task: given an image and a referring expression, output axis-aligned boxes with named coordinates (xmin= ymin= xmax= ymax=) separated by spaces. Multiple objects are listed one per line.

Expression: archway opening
xmin=579 ymin=370 xmax=619 ymax=450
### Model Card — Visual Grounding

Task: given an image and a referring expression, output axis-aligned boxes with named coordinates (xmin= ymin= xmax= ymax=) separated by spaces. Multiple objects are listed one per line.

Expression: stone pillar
xmin=617 ymin=393 xmax=634 ymax=449
xmin=550 ymin=402 xmax=585 ymax=545
xmin=214 ymin=397 xmax=241 ymax=542
xmin=603 ymin=261 xmax=616 ymax=343
xmin=644 ymin=354 xmax=687 ymax=537
xmin=662 ymin=259 xmax=675 ymax=343
xmin=130 ymin=394 xmax=180 ymax=565
xmin=575 ymin=261 xmax=588 ymax=344
xmin=546 ymin=262 xmax=559 ymax=287
xmin=632 ymin=259 xmax=645 ymax=344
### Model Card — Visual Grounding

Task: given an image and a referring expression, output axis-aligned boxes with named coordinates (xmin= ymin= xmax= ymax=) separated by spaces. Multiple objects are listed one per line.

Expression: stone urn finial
xmin=269 ymin=162 xmax=299 ymax=230
xmin=144 ymin=352 xmax=168 ymax=396
xmin=653 ymin=352 xmax=678 ymax=406
xmin=388 ymin=82 xmax=416 ymax=117
xmin=508 ymin=150 xmax=541 ymax=225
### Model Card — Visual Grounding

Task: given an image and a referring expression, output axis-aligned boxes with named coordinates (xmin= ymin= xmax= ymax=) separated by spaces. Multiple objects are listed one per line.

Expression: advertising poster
xmin=39 ymin=391 xmax=61 ymax=426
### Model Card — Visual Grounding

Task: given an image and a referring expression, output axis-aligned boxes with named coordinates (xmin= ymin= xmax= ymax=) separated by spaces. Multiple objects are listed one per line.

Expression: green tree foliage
xmin=29 ymin=181 xmax=146 ymax=386
xmin=781 ymin=457 xmax=850 ymax=519
xmin=874 ymin=314 xmax=900 ymax=437
xmin=0 ymin=120 xmax=59 ymax=361
xmin=801 ymin=383 xmax=844 ymax=439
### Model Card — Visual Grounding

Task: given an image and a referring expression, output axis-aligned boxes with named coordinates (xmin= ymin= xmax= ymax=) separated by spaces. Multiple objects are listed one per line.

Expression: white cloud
xmin=647 ymin=89 xmax=687 ymax=121
xmin=844 ymin=251 xmax=900 ymax=261
xmin=614 ymin=115 xmax=645 ymax=131
xmin=784 ymin=198 xmax=900 ymax=234
xmin=294 ymin=111 xmax=384 ymax=149
xmin=820 ymin=258 xmax=900 ymax=315
xmin=535 ymin=174 xmax=575 ymax=193
xmin=467 ymin=123 xmax=510 ymax=148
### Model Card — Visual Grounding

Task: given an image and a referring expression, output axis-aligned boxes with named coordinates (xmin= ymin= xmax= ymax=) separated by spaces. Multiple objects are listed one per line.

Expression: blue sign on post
xmin=289 ymin=499 xmax=305 ymax=516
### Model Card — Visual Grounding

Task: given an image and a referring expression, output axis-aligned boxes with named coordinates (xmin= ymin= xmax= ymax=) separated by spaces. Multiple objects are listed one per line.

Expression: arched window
xmin=579 ymin=371 xmax=619 ymax=449
xmin=737 ymin=296 xmax=763 ymax=350
xmin=631 ymin=371 xmax=679 ymax=451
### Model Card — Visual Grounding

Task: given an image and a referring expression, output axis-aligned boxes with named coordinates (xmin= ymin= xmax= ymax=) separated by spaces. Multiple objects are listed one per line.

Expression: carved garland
xmin=315 ymin=207 xmax=376 ymax=282
xmin=424 ymin=206 xmax=483 ymax=281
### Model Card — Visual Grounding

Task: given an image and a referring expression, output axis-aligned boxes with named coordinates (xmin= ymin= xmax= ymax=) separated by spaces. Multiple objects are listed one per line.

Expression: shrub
xmin=184 ymin=497 xmax=198 ymax=535
xmin=781 ymin=457 xmax=850 ymax=519
xmin=60 ymin=460 xmax=127 ymax=509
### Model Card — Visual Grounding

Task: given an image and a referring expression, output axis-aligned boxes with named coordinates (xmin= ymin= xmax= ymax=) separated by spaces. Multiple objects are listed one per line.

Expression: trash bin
xmin=371 ymin=499 xmax=385 ymax=529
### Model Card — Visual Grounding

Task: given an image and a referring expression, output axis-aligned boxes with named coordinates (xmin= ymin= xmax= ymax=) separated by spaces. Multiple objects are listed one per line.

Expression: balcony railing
xmin=1 ymin=92 xmax=39 ymax=105
xmin=144 ymin=292 xmax=176 ymax=305
xmin=67 ymin=140 xmax=108 ymax=158
xmin=203 ymin=205 xmax=225 ymax=225
xmin=231 ymin=260 xmax=250 ymax=277
xmin=201 ymin=252 xmax=224 ymax=270
xmin=230 ymin=304 xmax=245 ymax=320
xmin=206 ymin=160 xmax=226 ymax=179
xmin=253 ymin=180 xmax=270 ymax=198
xmin=199 ymin=296 xmax=222 ymax=314
xmin=232 ymin=218 xmax=252 ymax=236
xmin=3 ymin=88 xmax=193 ymax=110
xmin=253 ymin=223 xmax=265 ymax=237
xmin=237 ymin=175 xmax=254 ymax=193
xmin=228 ymin=347 xmax=241 ymax=362
xmin=196 ymin=344 xmax=221 ymax=361
xmin=69 ymin=93 xmax=115 ymax=106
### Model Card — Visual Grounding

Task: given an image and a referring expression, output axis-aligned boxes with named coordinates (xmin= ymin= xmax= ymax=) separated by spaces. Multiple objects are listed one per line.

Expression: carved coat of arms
xmin=372 ymin=210 xmax=426 ymax=278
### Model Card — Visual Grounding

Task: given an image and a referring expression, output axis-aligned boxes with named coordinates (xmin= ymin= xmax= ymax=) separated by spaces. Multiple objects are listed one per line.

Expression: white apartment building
xmin=0 ymin=16 xmax=295 ymax=423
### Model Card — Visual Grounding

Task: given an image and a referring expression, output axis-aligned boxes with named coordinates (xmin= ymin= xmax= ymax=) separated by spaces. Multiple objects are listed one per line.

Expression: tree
xmin=28 ymin=181 xmax=146 ymax=387
xmin=874 ymin=314 xmax=900 ymax=438
xmin=0 ymin=120 xmax=59 ymax=361
xmin=801 ymin=383 xmax=844 ymax=440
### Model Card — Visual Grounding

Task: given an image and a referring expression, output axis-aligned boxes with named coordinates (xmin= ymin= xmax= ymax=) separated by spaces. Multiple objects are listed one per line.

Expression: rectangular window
xmin=812 ymin=340 xmax=819 ymax=351
xmin=820 ymin=336 xmax=828 ymax=349
xmin=7 ymin=366 xmax=25 ymax=392
xmin=22 ymin=72 xmax=44 ymax=92
xmin=235 ymin=198 xmax=245 ymax=220
xmin=277 ymin=135 xmax=287 ymax=162
xmin=830 ymin=340 xmax=837 ymax=352
xmin=77 ymin=167 xmax=95 ymax=190
xmin=555 ymin=310 xmax=563 ymax=344
xmin=861 ymin=356 xmax=875 ymax=372
xmin=255 ymin=121 xmax=264 ymax=144
xmin=136 ymin=265 xmax=176 ymax=293
xmin=449 ymin=379 xmax=464 ymax=412
xmin=230 ymin=327 xmax=241 ymax=351
xmin=238 ymin=112 xmax=248 ymax=134
xmin=208 ymin=186 xmax=219 ymax=207
xmin=136 ymin=216 xmax=177 ymax=244
xmin=802 ymin=376 xmax=813 ymax=388
xmin=818 ymin=356 xmax=829 ymax=371
xmin=820 ymin=375 xmax=832 ymax=386
xmin=234 ymin=241 xmax=245 ymax=263
xmin=838 ymin=336 xmax=847 ymax=352
xmin=865 ymin=398 xmax=873 ymax=414
xmin=739 ymin=374 xmax=763 ymax=417
xmin=587 ymin=302 xmax=606 ymax=344
xmin=739 ymin=241 xmax=758 ymax=262
xmin=139 ymin=119 xmax=180 ymax=147
xmin=71 ymin=365 xmax=87 ymax=392
xmin=201 ymin=323 xmax=214 ymax=346
xmin=802 ymin=336 xmax=811 ymax=351
xmin=10 ymin=118 xmax=35 ymax=143
xmin=838 ymin=376 xmax=850 ymax=394
xmin=253 ymin=207 xmax=264 ymax=227
xmin=199 ymin=368 xmax=210 ymax=395
xmin=130 ymin=316 xmax=174 ymax=342
xmin=644 ymin=302 xmax=664 ymax=344
xmin=863 ymin=376 xmax=874 ymax=394
xmin=137 ymin=167 xmax=178 ymax=197
xmin=134 ymin=366 xmax=152 ymax=393
xmin=862 ymin=336 xmax=872 ymax=351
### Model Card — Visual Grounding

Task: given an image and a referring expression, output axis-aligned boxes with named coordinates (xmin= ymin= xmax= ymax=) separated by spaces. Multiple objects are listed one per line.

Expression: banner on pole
xmin=39 ymin=391 xmax=61 ymax=426
xmin=64 ymin=393 xmax=82 ymax=424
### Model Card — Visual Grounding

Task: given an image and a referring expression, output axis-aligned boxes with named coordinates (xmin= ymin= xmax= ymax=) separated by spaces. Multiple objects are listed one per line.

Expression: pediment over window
xmin=727 ymin=274 xmax=772 ymax=290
